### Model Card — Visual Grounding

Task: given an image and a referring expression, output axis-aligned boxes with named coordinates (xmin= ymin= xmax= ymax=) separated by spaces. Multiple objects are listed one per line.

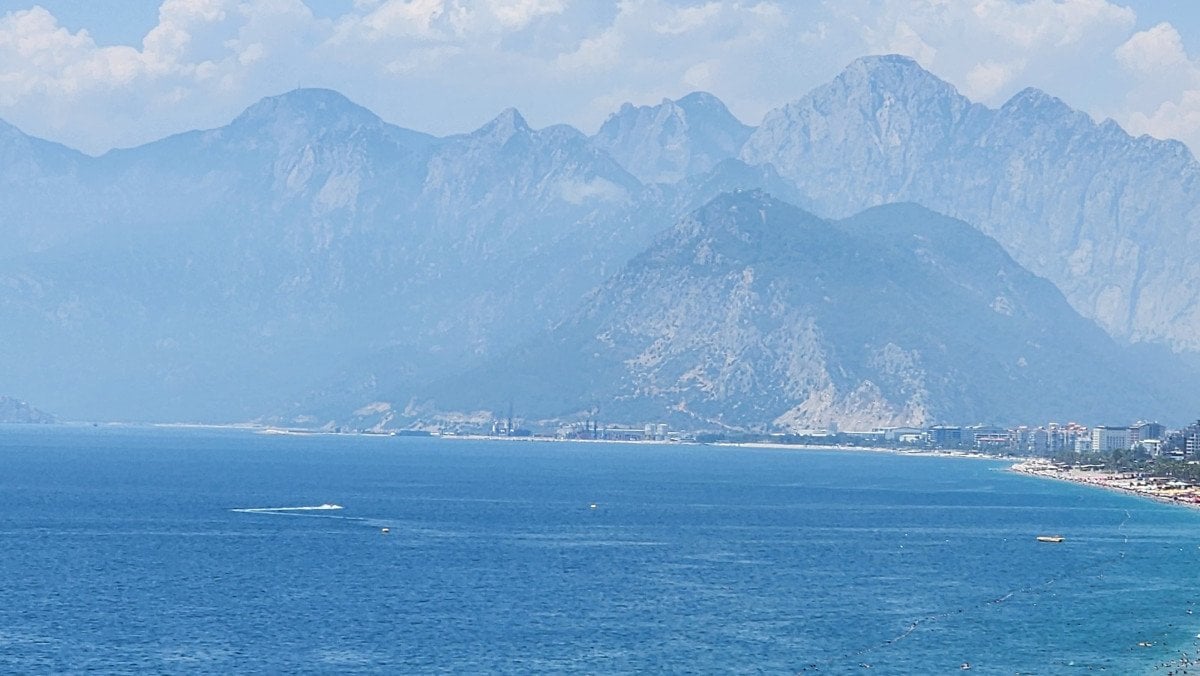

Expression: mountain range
xmin=742 ymin=54 xmax=1200 ymax=353
xmin=2 ymin=55 xmax=1198 ymax=430
xmin=401 ymin=192 xmax=1195 ymax=431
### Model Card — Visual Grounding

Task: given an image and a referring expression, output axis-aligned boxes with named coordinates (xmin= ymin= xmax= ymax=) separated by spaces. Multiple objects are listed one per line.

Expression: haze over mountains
xmin=743 ymin=55 xmax=1200 ymax=353
xmin=0 ymin=396 xmax=55 ymax=424
xmin=2 ymin=55 xmax=1198 ymax=430
xmin=590 ymin=92 xmax=754 ymax=185
xmin=422 ymin=193 xmax=1193 ymax=431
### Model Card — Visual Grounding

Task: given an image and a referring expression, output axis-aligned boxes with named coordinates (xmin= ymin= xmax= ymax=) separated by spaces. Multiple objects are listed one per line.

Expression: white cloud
xmin=1112 ymin=22 xmax=1200 ymax=153
xmin=964 ymin=60 xmax=1019 ymax=101
xmin=0 ymin=7 xmax=147 ymax=103
xmin=486 ymin=0 xmax=565 ymax=30
xmin=682 ymin=60 xmax=716 ymax=89
xmin=879 ymin=20 xmax=937 ymax=65
xmin=329 ymin=0 xmax=564 ymax=44
xmin=547 ymin=0 xmax=809 ymax=128
xmin=1124 ymin=90 xmax=1200 ymax=147
xmin=558 ymin=176 xmax=627 ymax=204
xmin=384 ymin=44 xmax=463 ymax=74
xmin=652 ymin=3 xmax=723 ymax=36
xmin=1 ymin=0 xmax=1200 ymax=159
xmin=969 ymin=0 xmax=1132 ymax=48
xmin=1115 ymin=21 xmax=1188 ymax=73
xmin=0 ymin=0 xmax=324 ymax=151
xmin=554 ymin=29 xmax=622 ymax=72
xmin=845 ymin=0 xmax=1137 ymax=106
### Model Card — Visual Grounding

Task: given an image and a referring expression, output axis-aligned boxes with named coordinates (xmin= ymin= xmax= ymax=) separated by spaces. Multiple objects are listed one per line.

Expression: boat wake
xmin=231 ymin=504 xmax=365 ymax=521
xmin=231 ymin=503 xmax=344 ymax=513
xmin=229 ymin=503 xmax=398 ymax=533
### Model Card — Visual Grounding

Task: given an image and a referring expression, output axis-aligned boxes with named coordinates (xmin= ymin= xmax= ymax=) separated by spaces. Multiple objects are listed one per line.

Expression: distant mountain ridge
xmin=590 ymin=92 xmax=753 ymax=184
xmin=0 ymin=396 xmax=56 ymax=424
xmin=0 ymin=89 xmax=778 ymax=423
xmin=742 ymin=54 xmax=1200 ymax=353
xmin=2 ymin=60 xmax=1200 ymax=429
xmin=404 ymin=192 xmax=1195 ymax=430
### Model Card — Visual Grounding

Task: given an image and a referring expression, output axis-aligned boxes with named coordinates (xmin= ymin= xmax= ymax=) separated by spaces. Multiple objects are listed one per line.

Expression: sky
xmin=2 ymin=0 xmax=1200 ymax=156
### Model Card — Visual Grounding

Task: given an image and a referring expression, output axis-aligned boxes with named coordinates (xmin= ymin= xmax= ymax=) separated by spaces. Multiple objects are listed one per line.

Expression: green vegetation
xmin=1052 ymin=442 xmax=1200 ymax=484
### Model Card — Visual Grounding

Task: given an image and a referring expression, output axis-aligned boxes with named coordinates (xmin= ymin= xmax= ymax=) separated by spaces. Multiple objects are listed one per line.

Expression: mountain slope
xmin=0 ymin=90 xmax=793 ymax=423
xmin=6 ymin=72 xmax=1197 ymax=430
xmin=591 ymin=92 xmax=753 ymax=184
xmin=421 ymin=192 xmax=1199 ymax=430
xmin=741 ymin=54 xmax=1200 ymax=353
xmin=0 ymin=396 xmax=56 ymax=424
xmin=0 ymin=119 xmax=98 ymax=258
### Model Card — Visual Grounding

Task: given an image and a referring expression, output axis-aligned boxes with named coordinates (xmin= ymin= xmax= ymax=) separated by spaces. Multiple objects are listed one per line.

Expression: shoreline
xmin=305 ymin=430 xmax=1009 ymax=460
xmin=29 ymin=421 xmax=1016 ymax=461
xmin=6 ymin=420 xmax=1025 ymax=465
xmin=1010 ymin=459 xmax=1200 ymax=510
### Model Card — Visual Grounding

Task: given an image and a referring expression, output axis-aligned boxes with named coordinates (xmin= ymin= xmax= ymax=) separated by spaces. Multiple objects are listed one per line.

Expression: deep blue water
xmin=3 ymin=426 xmax=1200 ymax=674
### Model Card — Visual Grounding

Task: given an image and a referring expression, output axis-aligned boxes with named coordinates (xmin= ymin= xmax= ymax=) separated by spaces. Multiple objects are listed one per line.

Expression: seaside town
xmin=467 ymin=415 xmax=1200 ymax=509
xmin=320 ymin=412 xmax=1200 ymax=511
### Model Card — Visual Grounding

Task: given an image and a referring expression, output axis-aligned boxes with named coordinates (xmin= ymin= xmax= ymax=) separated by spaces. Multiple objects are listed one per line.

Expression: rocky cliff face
xmin=591 ymin=92 xmax=753 ymax=184
xmin=0 ymin=396 xmax=56 ymax=424
xmin=742 ymin=54 xmax=1200 ymax=353
xmin=425 ymin=192 xmax=1197 ymax=430
xmin=0 ymin=90 xmax=783 ymax=423
xmin=4 ymin=69 xmax=1199 ymax=429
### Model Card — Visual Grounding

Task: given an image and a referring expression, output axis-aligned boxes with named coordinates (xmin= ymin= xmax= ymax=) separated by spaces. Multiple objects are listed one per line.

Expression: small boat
xmin=380 ymin=527 xmax=390 ymax=534
xmin=1036 ymin=535 xmax=1065 ymax=543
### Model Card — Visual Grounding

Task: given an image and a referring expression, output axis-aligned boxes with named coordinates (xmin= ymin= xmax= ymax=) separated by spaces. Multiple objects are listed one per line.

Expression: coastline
xmin=249 ymin=426 xmax=1014 ymax=460
xmin=314 ymin=430 xmax=1009 ymax=460
xmin=1010 ymin=459 xmax=1200 ymax=510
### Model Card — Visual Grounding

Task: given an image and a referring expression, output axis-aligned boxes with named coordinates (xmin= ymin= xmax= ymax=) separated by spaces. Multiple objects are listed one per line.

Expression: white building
xmin=1091 ymin=426 xmax=1131 ymax=453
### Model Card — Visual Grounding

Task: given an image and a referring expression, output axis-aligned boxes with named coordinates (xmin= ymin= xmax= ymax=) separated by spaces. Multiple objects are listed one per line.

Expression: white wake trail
xmin=231 ymin=504 xmax=393 ymax=531
xmin=230 ymin=504 xmax=368 ymax=523
xmin=231 ymin=503 xmax=344 ymax=513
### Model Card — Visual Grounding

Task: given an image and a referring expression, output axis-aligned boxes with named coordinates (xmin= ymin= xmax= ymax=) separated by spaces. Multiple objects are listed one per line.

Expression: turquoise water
xmin=3 ymin=426 xmax=1200 ymax=674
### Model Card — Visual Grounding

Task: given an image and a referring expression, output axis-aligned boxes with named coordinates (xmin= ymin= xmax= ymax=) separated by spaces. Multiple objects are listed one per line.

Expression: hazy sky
xmin=2 ymin=0 xmax=1200 ymax=156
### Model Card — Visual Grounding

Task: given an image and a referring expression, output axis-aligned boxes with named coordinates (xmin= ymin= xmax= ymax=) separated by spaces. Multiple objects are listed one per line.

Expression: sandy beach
xmin=1011 ymin=459 xmax=1200 ymax=509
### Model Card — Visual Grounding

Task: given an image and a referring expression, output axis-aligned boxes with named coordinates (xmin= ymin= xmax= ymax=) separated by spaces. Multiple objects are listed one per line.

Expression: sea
xmin=3 ymin=425 xmax=1200 ymax=674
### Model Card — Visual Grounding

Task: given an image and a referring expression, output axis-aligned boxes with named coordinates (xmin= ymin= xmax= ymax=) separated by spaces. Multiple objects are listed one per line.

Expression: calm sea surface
xmin=3 ymin=426 xmax=1200 ymax=674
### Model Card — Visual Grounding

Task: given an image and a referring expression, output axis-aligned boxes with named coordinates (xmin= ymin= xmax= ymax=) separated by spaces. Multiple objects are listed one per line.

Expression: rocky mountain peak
xmin=232 ymin=88 xmax=384 ymax=130
xmin=846 ymin=53 xmax=929 ymax=76
xmin=748 ymin=53 xmax=976 ymax=141
xmin=998 ymin=87 xmax=1084 ymax=125
xmin=216 ymin=87 xmax=401 ymax=157
xmin=835 ymin=54 xmax=967 ymax=105
xmin=675 ymin=91 xmax=732 ymax=115
xmin=432 ymin=193 xmax=1200 ymax=431
xmin=472 ymin=107 xmax=532 ymax=145
xmin=591 ymin=91 xmax=752 ymax=184
xmin=681 ymin=188 xmax=788 ymax=235
xmin=741 ymin=54 xmax=980 ymax=210
xmin=742 ymin=54 xmax=1200 ymax=352
xmin=652 ymin=189 xmax=838 ymax=276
